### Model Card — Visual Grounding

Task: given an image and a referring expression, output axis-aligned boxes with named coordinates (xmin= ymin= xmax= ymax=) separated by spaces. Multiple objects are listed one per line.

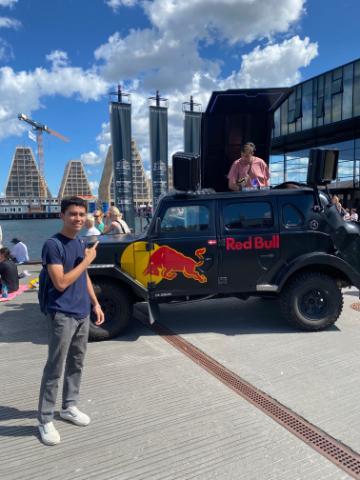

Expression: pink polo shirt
xmin=227 ymin=156 xmax=270 ymax=188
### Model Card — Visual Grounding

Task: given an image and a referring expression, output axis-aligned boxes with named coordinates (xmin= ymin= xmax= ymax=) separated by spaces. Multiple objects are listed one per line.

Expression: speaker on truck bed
xmin=307 ymin=148 xmax=339 ymax=185
xmin=172 ymin=152 xmax=201 ymax=191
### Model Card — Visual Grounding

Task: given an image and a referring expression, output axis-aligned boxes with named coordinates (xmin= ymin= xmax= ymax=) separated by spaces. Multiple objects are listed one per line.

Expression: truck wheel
xmin=89 ymin=280 xmax=133 ymax=341
xmin=280 ymin=272 xmax=343 ymax=331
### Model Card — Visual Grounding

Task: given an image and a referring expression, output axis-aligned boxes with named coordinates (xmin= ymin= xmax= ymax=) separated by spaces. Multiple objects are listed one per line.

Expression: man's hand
xmin=93 ymin=303 xmax=105 ymax=325
xmin=85 ymin=241 xmax=99 ymax=265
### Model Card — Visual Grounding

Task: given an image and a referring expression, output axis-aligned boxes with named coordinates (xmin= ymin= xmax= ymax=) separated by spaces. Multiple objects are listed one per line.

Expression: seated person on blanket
xmin=0 ymin=247 xmax=19 ymax=294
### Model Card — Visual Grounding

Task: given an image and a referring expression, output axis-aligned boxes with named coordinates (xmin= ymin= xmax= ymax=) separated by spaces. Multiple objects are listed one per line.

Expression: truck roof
xmin=162 ymin=187 xmax=315 ymax=202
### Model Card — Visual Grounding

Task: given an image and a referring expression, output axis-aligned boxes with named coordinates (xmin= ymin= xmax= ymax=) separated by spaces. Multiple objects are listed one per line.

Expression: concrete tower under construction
xmin=58 ymin=160 xmax=92 ymax=199
xmin=5 ymin=146 xmax=51 ymax=198
xmin=98 ymin=141 xmax=151 ymax=207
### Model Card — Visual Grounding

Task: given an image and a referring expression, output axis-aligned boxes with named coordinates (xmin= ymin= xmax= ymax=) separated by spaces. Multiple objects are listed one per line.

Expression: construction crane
xmin=18 ymin=113 xmax=69 ymax=178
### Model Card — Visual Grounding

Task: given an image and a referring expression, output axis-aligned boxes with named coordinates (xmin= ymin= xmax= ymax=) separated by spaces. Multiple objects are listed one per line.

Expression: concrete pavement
xmin=0 ymin=265 xmax=358 ymax=479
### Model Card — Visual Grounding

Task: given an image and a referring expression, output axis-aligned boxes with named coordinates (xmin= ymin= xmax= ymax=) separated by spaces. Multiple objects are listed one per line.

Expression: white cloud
xmin=0 ymin=51 xmax=109 ymax=140
xmin=80 ymin=151 xmax=103 ymax=165
xmin=0 ymin=37 xmax=12 ymax=61
xmin=0 ymin=16 xmax=20 ymax=29
xmin=0 ymin=0 xmax=18 ymax=7
xmin=95 ymin=0 xmax=307 ymax=93
xmin=89 ymin=180 xmax=99 ymax=193
xmin=223 ymin=36 xmax=318 ymax=88
xmin=105 ymin=0 xmax=138 ymax=11
xmin=46 ymin=50 xmax=69 ymax=68
xmin=95 ymin=28 xmax=218 ymax=91
xmin=145 ymin=0 xmax=305 ymax=45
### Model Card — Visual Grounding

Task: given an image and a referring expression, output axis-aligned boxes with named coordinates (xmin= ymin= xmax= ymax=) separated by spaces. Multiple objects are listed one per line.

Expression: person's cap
xmin=11 ymin=238 xmax=20 ymax=244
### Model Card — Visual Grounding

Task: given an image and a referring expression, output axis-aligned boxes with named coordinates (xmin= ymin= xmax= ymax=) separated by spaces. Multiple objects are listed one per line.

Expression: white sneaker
xmin=38 ymin=422 xmax=61 ymax=446
xmin=60 ymin=406 xmax=90 ymax=426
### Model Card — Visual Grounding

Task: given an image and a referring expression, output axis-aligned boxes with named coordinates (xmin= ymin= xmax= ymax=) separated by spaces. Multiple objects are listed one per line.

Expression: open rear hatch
xmin=201 ymin=88 xmax=292 ymax=191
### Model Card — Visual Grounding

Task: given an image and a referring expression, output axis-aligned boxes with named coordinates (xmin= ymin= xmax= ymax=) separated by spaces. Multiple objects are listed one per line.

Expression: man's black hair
xmin=61 ymin=196 xmax=88 ymax=214
xmin=0 ymin=247 xmax=10 ymax=259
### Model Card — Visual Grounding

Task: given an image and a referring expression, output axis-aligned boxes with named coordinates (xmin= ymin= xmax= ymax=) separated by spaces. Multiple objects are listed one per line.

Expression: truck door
xmin=146 ymin=200 xmax=219 ymax=298
xmin=219 ymin=198 xmax=280 ymax=293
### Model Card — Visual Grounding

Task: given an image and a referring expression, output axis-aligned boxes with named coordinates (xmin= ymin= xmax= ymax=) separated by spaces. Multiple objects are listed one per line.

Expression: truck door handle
xmin=201 ymin=256 xmax=214 ymax=271
xmin=259 ymin=253 xmax=275 ymax=258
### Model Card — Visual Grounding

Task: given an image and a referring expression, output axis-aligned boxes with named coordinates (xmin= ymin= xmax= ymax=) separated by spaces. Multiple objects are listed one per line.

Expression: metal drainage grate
xmin=136 ymin=312 xmax=360 ymax=479
xmin=351 ymin=303 xmax=360 ymax=312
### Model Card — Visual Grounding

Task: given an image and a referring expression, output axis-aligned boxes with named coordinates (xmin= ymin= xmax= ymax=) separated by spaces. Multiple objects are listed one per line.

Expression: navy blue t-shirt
xmin=42 ymin=233 xmax=90 ymax=319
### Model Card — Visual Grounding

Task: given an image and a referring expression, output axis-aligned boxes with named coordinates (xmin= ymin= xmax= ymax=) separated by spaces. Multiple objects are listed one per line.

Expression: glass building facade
xmin=271 ymin=59 xmax=360 ymax=207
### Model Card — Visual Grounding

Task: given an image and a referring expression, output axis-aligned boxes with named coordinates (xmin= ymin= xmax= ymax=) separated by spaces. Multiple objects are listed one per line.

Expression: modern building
xmin=132 ymin=141 xmax=152 ymax=207
xmin=58 ymin=160 xmax=93 ymax=199
xmin=5 ymin=146 xmax=51 ymax=198
xmin=98 ymin=141 xmax=152 ymax=208
xmin=271 ymin=58 xmax=360 ymax=208
xmin=98 ymin=145 xmax=114 ymax=205
xmin=168 ymin=165 xmax=173 ymax=191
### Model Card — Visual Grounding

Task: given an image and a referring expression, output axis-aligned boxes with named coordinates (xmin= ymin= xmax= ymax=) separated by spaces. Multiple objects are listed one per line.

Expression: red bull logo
xmin=226 ymin=235 xmax=280 ymax=251
xmin=143 ymin=245 xmax=207 ymax=284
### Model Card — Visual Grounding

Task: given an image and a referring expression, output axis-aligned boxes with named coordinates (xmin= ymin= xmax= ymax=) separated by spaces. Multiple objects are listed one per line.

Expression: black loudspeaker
xmin=307 ymin=148 xmax=339 ymax=185
xmin=172 ymin=152 xmax=201 ymax=191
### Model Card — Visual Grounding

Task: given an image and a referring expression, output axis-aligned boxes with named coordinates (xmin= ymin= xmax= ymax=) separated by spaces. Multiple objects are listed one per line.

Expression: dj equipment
xmin=307 ymin=148 xmax=339 ymax=185
xmin=172 ymin=152 xmax=201 ymax=191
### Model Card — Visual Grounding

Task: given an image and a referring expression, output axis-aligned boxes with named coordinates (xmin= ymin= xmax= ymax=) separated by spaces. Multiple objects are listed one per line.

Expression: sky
xmin=0 ymin=0 xmax=359 ymax=197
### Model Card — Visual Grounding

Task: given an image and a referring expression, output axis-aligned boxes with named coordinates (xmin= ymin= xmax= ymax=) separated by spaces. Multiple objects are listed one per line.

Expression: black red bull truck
xmin=87 ymin=89 xmax=360 ymax=341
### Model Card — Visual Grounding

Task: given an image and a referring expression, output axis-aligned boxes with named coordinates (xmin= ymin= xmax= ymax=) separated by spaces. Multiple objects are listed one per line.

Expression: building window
xmin=342 ymin=63 xmax=353 ymax=120
xmin=316 ymin=97 xmax=324 ymax=117
xmin=288 ymin=99 xmax=302 ymax=124
xmin=331 ymin=78 xmax=343 ymax=95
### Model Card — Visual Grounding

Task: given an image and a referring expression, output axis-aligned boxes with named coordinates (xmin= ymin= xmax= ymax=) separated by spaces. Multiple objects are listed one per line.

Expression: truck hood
xmin=83 ymin=232 xmax=147 ymax=266
xmin=325 ymin=206 xmax=360 ymax=277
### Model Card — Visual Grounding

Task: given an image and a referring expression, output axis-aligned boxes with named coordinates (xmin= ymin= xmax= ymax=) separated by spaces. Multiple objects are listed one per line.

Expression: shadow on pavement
xmin=0 ymin=406 xmax=38 ymax=439
xmin=0 ymin=295 xmax=341 ymax=346
xmin=0 ymin=302 xmax=47 ymax=345
xmin=133 ymin=297 xmax=340 ymax=336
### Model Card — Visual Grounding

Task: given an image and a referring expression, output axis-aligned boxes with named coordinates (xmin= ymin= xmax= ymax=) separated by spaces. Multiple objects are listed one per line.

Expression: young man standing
xmin=38 ymin=196 xmax=104 ymax=446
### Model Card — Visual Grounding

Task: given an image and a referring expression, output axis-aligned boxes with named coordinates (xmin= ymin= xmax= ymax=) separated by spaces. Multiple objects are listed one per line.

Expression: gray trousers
xmin=38 ymin=312 xmax=90 ymax=424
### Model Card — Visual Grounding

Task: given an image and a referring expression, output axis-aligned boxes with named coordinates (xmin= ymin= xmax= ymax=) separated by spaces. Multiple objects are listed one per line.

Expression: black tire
xmin=89 ymin=279 xmax=133 ymax=341
xmin=280 ymin=272 xmax=343 ymax=331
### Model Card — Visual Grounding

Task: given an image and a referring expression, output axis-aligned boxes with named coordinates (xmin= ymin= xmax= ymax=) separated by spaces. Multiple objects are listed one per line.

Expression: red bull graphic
xmin=226 ymin=235 xmax=280 ymax=251
xmin=143 ymin=245 xmax=207 ymax=283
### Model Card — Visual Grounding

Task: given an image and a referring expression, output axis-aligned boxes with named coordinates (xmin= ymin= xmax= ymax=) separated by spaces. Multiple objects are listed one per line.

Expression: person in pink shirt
xmin=227 ymin=142 xmax=270 ymax=191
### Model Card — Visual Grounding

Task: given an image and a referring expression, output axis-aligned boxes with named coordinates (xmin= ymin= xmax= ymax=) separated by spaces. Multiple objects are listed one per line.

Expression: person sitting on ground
xmin=93 ymin=209 xmax=105 ymax=233
xmin=0 ymin=247 xmax=19 ymax=294
xmin=103 ymin=206 xmax=131 ymax=235
xmin=83 ymin=214 xmax=101 ymax=236
xmin=228 ymin=142 xmax=270 ymax=191
xmin=350 ymin=208 xmax=358 ymax=222
xmin=10 ymin=238 xmax=29 ymax=264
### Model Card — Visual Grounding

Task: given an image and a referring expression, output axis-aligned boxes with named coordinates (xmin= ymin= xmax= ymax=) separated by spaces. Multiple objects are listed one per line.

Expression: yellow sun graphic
xmin=120 ymin=241 xmax=163 ymax=286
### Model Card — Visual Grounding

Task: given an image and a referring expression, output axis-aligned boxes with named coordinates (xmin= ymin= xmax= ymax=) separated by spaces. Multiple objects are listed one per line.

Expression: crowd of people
xmin=331 ymin=195 xmax=359 ymax=222
xmin=0 ymin=205 xmax=141 ymax=298
xmin=83 ymin=206 xmax=131 ymax=236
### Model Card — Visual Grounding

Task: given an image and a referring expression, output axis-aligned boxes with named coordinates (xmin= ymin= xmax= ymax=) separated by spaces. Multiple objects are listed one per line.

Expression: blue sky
xmin=0 ymin=0 xmax=359 ymax=196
